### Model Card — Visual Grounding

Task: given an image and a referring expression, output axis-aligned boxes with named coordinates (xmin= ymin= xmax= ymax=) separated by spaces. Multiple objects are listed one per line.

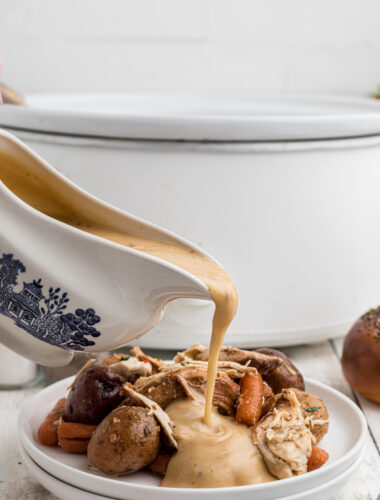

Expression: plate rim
xmin=18 ymin=439 xmax=366 ymax=500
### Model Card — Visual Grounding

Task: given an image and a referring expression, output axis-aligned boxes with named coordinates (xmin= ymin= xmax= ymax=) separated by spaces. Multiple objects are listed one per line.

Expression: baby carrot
xmin=236 ymin=371 xmax=264 ymax=426
xmin=307 ymin=446 xmax=329 ymax=471
xmin=59 ymin=438 xmax=89 ymax=454
xmin=37 ymin=398 xmax=66 ymax=446
xmin=57 ymin=422 xmax=97 ymax=441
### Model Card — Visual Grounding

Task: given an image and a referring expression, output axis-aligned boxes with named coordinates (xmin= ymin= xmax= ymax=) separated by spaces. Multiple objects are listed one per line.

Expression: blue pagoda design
xmin=7 ymin=279 xmax=43 ymax=327
xmin=0 ymin=252 xmax=102 ymax=350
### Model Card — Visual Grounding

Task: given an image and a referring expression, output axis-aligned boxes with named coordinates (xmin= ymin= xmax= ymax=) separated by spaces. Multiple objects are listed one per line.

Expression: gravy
xmin=0 ymin=153 xmax=237 ymax=425
xmin=162 ymin=398 xmax=274 ymax=488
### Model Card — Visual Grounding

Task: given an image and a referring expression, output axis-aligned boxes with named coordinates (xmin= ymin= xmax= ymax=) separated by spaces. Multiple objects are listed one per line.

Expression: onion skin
xmin=342 ymin=309 xmax=380 ymax=404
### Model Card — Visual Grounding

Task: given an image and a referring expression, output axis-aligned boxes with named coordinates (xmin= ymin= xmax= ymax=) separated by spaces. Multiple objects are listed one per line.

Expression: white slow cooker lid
xmin=1 ymin=93 xmax=380 ymax=142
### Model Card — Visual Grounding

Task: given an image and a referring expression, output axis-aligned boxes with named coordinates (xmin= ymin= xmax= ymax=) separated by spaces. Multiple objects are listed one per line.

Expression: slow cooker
xmin=2 ymin=93 xmax=380 ymax=348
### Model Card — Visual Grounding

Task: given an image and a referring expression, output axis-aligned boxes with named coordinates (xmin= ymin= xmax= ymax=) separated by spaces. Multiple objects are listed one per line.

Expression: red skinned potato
xmin=64 ymin=365 xmax=123 ymax=425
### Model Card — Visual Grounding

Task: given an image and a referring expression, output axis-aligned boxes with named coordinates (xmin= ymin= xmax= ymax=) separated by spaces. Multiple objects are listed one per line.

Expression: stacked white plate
xmin=18 ymin=376 xmax=367 ymax=500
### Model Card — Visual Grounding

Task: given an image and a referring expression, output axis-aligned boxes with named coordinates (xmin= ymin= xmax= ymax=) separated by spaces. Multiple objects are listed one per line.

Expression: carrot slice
xmin=59 ymin=437 xmax=89 ymax=454
xmin=57 ymin=422 xmax=97 ymax=440
xmin=307 ymin=446 xmax=329 ymax=471
xmin=37 ymin=397 xmax=66 ymax=446
xmin=236 ymin=371 xmax=264 ymax=426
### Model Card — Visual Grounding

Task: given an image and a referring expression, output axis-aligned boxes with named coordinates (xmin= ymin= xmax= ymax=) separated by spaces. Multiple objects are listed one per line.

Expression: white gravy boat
xmin=0 ymin=130 xmax=211 ymax=366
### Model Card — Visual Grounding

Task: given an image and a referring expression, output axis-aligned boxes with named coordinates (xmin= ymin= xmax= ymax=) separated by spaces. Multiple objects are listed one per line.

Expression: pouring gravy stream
xmin=0 ymin=156 xmax=238 ymax=425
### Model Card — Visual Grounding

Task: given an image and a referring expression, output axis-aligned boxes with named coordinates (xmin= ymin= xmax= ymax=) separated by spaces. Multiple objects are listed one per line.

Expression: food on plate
xmin=262 ymin=388 xmax=329 ymax=443
xmin=307 ymin=446 xmax=329 ymax=472
xmin=255 ymin=348 xmax=305 ymax=393
xmin=64 ymin=364 xmax=124 ymax=424
xmin=174 ymin=343 xmax=283 ymax=375
xmin=252 ymin=389 xmax=314 ymax=479
xmin=161 ymin=397 xmax=275 ymax=487
xmin=235 ymin=371 xmax=263 ymax=426
xmin=57 ymin=422 xmax=97 ymax=454
xmin=87 ymin=406 xmax=160 ymax=475
xmin=37 ymin=397 xmax=66 ymax=446
xmin=148 ymin=450 xmax=173 ymax=476
xmin=38 ymin=344 xmax=330 ymax=488
xmin=131 ymin=363 xmax=240 ymax=415
xmin=175 ymin=344 xmax=304 ymax=393
xmin=342 ymin=307 xmax=380 ymax=403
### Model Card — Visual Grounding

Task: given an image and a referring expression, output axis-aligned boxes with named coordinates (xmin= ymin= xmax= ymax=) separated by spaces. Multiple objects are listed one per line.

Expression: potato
xmin=255 ymin=348 xmax=304 ymax=393
xmin=64 ymin=365 xmax=123 ymax=425
xmin=87 ymin=406 xmax=160 ymax=475
xmin=292 ymin=388 xmax=329 ymax=443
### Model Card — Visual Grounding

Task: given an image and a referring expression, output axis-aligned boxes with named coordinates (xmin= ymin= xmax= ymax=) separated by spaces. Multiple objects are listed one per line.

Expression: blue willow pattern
xmin=0 ymin=252 xmax=101 ymax=350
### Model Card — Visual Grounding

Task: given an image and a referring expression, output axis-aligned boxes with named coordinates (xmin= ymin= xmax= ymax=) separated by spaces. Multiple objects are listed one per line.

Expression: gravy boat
xmin=0 ymin=130 xmax=211 ymax=366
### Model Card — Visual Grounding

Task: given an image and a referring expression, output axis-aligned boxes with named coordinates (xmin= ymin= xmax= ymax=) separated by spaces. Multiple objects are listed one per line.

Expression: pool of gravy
xmin=0 ymin=152 xmax=238 ymax=426
xmin=162 ymin=398 xmax=275 ymax=488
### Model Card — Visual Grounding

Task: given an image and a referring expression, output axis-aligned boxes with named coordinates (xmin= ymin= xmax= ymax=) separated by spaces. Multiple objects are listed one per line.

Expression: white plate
xmin=19 ymin=376 xmax=367 ymax=500
xmin=19 ymin=443 xmax=112 ymax=500
xmin=19 ymin=441 xmax=366 ymax=500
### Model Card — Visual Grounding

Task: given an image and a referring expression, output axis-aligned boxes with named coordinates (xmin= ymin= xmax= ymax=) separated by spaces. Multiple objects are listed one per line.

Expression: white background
xmin=0 ymin=0 xmax=380 ymax=96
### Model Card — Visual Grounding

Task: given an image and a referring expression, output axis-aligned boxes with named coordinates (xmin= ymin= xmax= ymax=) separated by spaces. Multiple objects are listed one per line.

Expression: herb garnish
xmin=180 ymin=362 xmax=189 ymax=366
xmin=306 ymin=406 xmax=321 ymax=412
xmin=87 ymin=369 xmax=95 ymax=374
xmin=120 ymin=355 xmax=129 ymax=360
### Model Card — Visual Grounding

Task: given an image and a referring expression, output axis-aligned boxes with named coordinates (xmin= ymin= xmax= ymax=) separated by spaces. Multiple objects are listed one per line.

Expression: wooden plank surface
xmin=0 ymin=340 xmax=379 ymax=499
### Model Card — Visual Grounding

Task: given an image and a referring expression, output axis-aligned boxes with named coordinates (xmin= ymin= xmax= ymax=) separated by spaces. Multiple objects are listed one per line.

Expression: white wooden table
xmin=0 ymin=338 xmax=379 ymax=499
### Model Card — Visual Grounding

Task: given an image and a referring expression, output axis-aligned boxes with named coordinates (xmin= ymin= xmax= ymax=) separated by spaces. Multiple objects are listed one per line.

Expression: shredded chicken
xmin=130 ymin=346 xmax=164 ymax=373
xmin=175 ymin=344 xmax=283 ymax=375
xmin=159 ymin=359 xmax=258 ymax=379
xmin=131 ymin=364 xmax=239 ymax=415
xmin=263 ymin=388 xmax=329 ymax=443
xmin=108 ymin=356 xmax=152 ymax=383
xmin=252 ymin=389 xmax=314 ymax=479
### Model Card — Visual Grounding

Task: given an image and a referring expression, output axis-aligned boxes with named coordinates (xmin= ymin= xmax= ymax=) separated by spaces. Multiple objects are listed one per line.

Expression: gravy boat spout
xmin=0 ymin=130 xmax=212 ymax=367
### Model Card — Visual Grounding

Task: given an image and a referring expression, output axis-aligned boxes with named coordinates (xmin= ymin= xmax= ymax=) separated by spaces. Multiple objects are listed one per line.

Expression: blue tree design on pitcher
xmin=0 ymin=252 xmax=102 ymax=350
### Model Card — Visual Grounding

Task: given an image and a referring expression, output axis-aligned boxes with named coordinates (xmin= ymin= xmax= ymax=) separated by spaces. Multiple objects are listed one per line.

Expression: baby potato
xmin=87 ymin=406 xmax=160 ymax=475
xmin=292 ymin=388 xmax=329 ymax=443
xmin=64 ymin=365 xmax=123 ymax=425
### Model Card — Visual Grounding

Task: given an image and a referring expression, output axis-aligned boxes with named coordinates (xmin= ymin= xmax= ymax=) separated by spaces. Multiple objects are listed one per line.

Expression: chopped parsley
xmin=306 ymin=406 xmax=321 ymax=413
xmin=180 ymin=362 xmax=189 ymax=366
xmin=120 ymin=355 xmax=129 ymax=361
xmin=87 ymin=369 xmax=95 ymax=374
